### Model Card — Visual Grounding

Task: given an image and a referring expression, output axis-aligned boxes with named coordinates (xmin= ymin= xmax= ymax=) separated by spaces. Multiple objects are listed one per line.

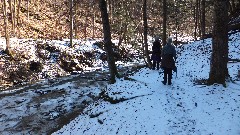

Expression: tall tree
xmin=162 ymin=0 xmax=167 ymax=46
xmin=200 ymin=0 xmax=206 ymax=39
xmin=91 ymin=2 xmax=96 ymax=38
xmin=27 ymin=0 xmax=29 ymax=20
xmin=174 ymin=0 xmax=179 ymax=45
xmin=74 ymin=0 xmax=78 ymax=39
xmin=69 ymin=0 xmax=73 ymax=47
xmin=17 ymin=0 xmax=21 ymax=25
xmin=8 ymin=0 xmax=14 ymax=34
xmin=197 ymin=0 xmax=201 ymax=38
xmin=143 ymin=0 xmax=151 ymax=68
xmin=3 ymin=0 xmax=10 ymax=54
xmin=208 ymin=0 xmax=229 ymax=86
xmin=99 ymin=0 xmax=119 ymax=84
xmin=194 ymin=0 xmax=199 ymax=40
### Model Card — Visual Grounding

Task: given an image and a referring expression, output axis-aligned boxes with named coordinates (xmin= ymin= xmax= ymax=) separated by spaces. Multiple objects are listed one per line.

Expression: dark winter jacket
xmin=151 ymin=40 xmax=161 ymax=62
xmin=161 ymin=39 xmax=176 ymax=69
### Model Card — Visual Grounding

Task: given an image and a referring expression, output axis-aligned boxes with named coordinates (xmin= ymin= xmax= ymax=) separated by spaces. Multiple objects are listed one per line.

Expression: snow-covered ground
xmin=0 ymin=37 xmax=144 ymax=88
xmin=0 ymin=32 xmax=240 ymax=135
xmin=52 ymin=33 xmax=240 ymax=135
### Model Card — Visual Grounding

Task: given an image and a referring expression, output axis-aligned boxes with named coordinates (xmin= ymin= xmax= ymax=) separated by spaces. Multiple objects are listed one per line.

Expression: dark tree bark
xmin=143 ymin=0 xmax=151 ymax=68
xmin=99 ymin=0 xmax=119 ymax=84
xmin=197 ymin=0 xmax=201 ymax=38
xmin=194 ymin=0 xmax=199 ymax=40
xmin=200 ymin=0 xmax=205 ymax=39
xmin=208 ymin=0 xmax=229 ymax=86
xmin=74 ymin=0 xmax=78 ymax=39
xmin=27 ymin=0 xmax=29 ymax=20
xmin=17 ymin=0 xmax=21 ymax=25
xmin=84 ymin=12 xmax=87 ymax=39
xmin=162 ymin=0 xmax=167 ymax=46
xmin=174 ymin=1 xmax=178 ymax=45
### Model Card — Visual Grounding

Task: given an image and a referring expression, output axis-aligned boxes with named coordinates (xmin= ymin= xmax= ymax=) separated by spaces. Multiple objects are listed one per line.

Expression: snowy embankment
xmin=53 ymin=33 xmax=240 ymax=135
xmin=0 ymin=38 xmax=143 ymax=88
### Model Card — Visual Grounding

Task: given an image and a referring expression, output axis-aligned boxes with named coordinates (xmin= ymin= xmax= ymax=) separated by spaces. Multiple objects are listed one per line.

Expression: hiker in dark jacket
xmin=161 ymin=37 xmax=176 ymax=85
xmin=151 ymin=37 xmax=162 ymax=70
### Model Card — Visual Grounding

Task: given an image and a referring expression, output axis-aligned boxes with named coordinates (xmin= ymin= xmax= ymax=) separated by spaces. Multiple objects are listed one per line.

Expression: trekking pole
xmin=176 ymin=69 xmax=177 ymax=78
xmin=175 ymin=59 xmax=177 ymax=78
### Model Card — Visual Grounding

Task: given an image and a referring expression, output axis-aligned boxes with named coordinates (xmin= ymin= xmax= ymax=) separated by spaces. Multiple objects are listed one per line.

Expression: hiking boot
xmin=162 ymin=81 xmax=166 ymax=85
xmin=168 ymin=79 xmax=172 ymax=85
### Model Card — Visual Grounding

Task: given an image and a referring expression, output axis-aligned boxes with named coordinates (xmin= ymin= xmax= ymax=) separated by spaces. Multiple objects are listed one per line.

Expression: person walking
xmin=161 ymin=37 xmax=176 ymax=85
xmin=151 ymin=36 xmax=162 ymax=70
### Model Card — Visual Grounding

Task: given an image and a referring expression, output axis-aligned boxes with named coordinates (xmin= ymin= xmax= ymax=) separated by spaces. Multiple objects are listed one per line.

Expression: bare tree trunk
xmin=13 ymin=0 xmax=16 ymax=36
xmin=201 ymin=0 xmax=206 ymax=40
xmin=99 ymin=0 xmax=119 ymax=84
xmin=107 ymin=0 xmax=112 ymax=24
xmin=91 ymin=3 xmax=95 ymax=39
xmin=193 ymin=5 xmax=196 ymax=40
xmin=208 ymin=0 xmax=229 ymax=86
xmin=69 ymin=0 xmax=73 ymax=47
xmin=174 ymin=1 xmax=178 ymax=45
xmin=198 ymin=0 xmax=201 ymax=39
xmin=92 ymin=11 xmax=95 ymax=39
xmin=8 ymin=0 xmax=13 ymax=36
xmin=17 ymin=0 xmax=21 ymax=24
xmin=3 ymin=0 xmax=10 ymax=54
xmin=74 ymin=0 xmax=78 ymax=39
xmin=143 ymin=0 xmax=151 ymax=68
xmin=84 ymin=14 xmax=87 ymax=39
xmin=8 ymin=0 xmax=13 ymax=23
xmin=194 ymin=0 xmax=199 ymax=40
xmin=117 ymin=22 xmax=127 ymax=48
xmin=229 ymin=0 xmax=234 ymax=16
xmin=27 ymin=0 xmax=29 ymax=20
xmin=162 ymin=0 xmax=167 ymax=46
xmin=231 ymin=0 xmax=236 ymax=11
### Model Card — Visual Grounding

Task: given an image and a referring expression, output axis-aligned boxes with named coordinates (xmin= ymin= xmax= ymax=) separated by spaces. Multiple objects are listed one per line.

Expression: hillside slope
xmin=0 ymin=1 xmax=102 ymax=39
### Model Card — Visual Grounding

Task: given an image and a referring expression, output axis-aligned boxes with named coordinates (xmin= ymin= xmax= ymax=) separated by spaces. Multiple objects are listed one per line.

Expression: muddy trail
xmin=0 ymin=65 xmax=144 ymax=135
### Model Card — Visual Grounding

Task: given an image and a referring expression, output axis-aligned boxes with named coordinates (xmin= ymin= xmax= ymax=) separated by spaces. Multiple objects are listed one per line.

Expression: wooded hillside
xmin=1 ymin=0 xmax=239 ymax=41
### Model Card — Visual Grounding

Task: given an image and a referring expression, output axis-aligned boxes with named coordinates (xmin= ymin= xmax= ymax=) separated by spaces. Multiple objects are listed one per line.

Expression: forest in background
xmin=1 ymin=0 xmax=239 ymax=42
